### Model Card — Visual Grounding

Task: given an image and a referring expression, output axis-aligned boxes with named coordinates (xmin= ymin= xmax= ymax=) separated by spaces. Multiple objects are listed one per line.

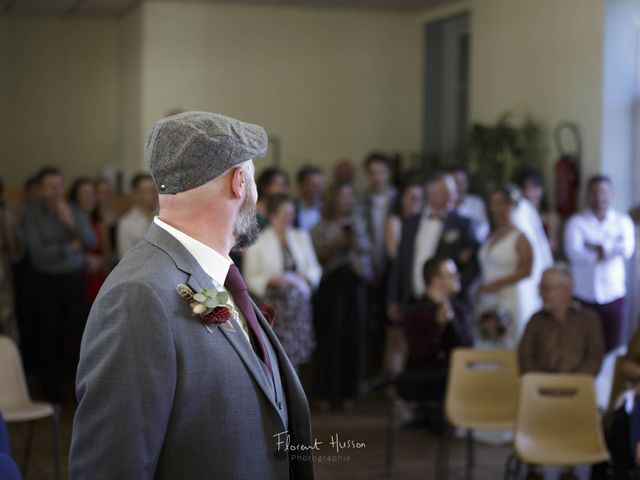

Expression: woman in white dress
xmin=477 ymin=183 xmax=537 ymax=348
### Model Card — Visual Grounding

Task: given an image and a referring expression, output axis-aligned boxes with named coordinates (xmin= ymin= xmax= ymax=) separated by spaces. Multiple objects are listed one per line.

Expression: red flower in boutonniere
xmin=203 ymin=306 xmax=232 ymax=325
xmin=259 ymin=303 xmax=276 ymax=328
xmin=176 ymin=284 xmax=238 ymax=329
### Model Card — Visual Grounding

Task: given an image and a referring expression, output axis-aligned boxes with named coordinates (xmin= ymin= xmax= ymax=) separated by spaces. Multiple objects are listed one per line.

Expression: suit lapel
xmin=145 ymin=223 xmax=281 ymax=415
xmin=185 ymin=270 xmax=281 ymax=414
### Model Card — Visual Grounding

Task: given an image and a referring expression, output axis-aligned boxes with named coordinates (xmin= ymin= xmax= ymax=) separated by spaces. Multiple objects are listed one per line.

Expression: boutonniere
xmin=442 ymin=228 xmax=460 ymax=244
xmin=176 ymin=284 xmax=238 ymax=329
xmin=259 ymin=303 xmax=276 ymax=328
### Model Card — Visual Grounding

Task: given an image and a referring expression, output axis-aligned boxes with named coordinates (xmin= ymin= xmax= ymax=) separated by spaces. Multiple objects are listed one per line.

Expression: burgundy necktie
xmin=225 ymin=265 xmax=273 ymax=374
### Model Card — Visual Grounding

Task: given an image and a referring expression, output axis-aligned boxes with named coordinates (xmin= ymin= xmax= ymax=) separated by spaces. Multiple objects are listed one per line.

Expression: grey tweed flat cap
xmin=145 ymin=111 xmax=268 ymax=194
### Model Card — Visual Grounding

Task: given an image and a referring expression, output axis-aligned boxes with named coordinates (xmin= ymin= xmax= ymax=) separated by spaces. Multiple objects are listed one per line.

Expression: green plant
xmin=465 ymin=114 xmax=544 ymax=197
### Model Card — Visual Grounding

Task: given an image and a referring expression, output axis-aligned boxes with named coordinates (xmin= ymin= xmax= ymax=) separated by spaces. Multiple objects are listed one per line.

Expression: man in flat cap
xmin=70 ymin=112 xmax=314 ymax=480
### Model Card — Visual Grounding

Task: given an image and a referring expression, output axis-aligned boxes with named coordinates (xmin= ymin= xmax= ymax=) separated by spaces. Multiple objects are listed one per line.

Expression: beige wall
xmin=0 ymin=16 xmax=120 ymax=188
xmin=470 ymin=0 xmax=605 ymax=200
xmin=3 ymin=0 xmax=630 ymax=209
xmin=138 ymin=2 xmax=423 ymax=180
xmin=119 ymin=6 xmax=144 ymax=185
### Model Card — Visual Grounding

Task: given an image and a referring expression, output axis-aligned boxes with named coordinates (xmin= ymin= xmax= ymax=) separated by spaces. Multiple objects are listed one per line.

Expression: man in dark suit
xmin=70 ymin=112 xmax=314 ymax=480
xmin=387 ymin=172 xmax=479 ymax=323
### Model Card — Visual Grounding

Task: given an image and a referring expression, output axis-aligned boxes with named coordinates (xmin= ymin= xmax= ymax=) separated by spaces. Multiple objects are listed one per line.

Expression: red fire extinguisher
xmin=553 ymin=122 xmax=581 ymax=218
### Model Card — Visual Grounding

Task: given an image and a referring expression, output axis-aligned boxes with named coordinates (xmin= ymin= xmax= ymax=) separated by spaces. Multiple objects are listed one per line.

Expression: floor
xmin=5 ymin=391 xmax=522 ymax=480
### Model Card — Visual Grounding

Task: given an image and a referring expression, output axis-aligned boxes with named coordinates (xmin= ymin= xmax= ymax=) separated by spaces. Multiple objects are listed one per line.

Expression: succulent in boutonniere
xmin=192 ymin=289 xmax=238 ymax=325
xmin=176 ymin=283 xmax=237 ymax=326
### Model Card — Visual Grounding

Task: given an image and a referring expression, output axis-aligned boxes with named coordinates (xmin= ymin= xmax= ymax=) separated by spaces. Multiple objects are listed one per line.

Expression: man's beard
xmin=231 ymin=189 xmax=259 ymax=253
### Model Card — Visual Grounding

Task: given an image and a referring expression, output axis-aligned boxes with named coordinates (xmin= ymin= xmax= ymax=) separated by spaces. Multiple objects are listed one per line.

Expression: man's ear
xmin=229 ymin=167 xmax=246 ymax=199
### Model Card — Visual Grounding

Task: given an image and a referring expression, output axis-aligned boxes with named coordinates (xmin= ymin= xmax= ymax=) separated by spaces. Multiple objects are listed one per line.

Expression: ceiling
xmin=1 ymin=0 xmax=454 ymax=17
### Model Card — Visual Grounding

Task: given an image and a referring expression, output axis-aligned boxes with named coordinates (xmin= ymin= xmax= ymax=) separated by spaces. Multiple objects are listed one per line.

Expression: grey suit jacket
xmin=70 ymin=224 xmax=315 ymax=480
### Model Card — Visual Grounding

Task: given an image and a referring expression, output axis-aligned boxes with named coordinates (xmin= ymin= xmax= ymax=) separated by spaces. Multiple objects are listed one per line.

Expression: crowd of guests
xmin=0 ymin=168 xmax=158 ymax=402
xmin=0 ymin=153 xmax=639 ymax=476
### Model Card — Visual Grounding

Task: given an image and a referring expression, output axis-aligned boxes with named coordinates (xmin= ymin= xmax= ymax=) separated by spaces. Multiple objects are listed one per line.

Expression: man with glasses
xmin=518 ymin=266 xmax=604 ymax=480
xmin=518 ymin=266 xmax=604 ymax=376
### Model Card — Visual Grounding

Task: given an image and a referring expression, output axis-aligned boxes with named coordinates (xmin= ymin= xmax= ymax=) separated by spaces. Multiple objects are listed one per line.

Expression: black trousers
xmin=33 ymin=270 xmax=87 ymax=402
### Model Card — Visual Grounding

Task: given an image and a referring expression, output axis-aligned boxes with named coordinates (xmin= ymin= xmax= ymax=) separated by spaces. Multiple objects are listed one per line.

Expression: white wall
xmin=470 ymin=0 xmax=605 ymax=203
xmin=0 ymin=16 xmax=120 ymax=188
xmin=600 ymin=0 xmax=639 ymax=210
xmin=137 ymin=2 xmax=423 ymax=179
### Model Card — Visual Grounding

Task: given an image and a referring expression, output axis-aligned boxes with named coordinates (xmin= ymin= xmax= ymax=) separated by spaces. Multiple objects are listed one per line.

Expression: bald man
xmin=518 ymin=267 xmax=604 ymax=376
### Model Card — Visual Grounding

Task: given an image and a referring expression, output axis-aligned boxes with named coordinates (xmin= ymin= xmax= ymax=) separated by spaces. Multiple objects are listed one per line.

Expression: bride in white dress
xmin=477 ymin=184 xmax=538 ymax=349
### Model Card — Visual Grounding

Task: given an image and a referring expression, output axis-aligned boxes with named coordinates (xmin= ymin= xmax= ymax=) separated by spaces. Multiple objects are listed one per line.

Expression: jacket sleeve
xmin=72 ymin=207 xmax=98 ymax=249
xmin=22 ymin=212 xmax=69 ymax=266
xmin=298 ymin=230 xmax=322 ymax=290
xmin=602 ymin=214 xmax=635 ymax=261
xmin=578 ymin=312 xmax=605 ymax=376
xmin=70 ymin=280 xmax=176 ymax=480
xmin=564 ymin=216 xmax=599 ymax=265
xmin=517 ymin=319 xmax=537 ymax=375
xmin=243 ymin=238 xmax=272 ymax=298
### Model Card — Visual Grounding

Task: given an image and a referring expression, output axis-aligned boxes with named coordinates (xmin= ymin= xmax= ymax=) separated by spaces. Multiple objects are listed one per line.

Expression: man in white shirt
xmin=449 ymin=165 xmax=489 ymax=242
xmin=564 ymin=175 xmax=635 ymax=352
xmin=362 ymin=152 xmax=397 ymax=283
xmin=116 ymin=173 xmax=158 ymax=258
xmin=294 ymin=165 xmax=324 ymax=232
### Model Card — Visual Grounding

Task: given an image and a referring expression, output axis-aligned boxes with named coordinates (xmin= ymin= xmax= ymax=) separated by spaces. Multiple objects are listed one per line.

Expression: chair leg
xmin=384 ymin=399 xmax=395 ymax=477
xmin=503 ymin=453 xmax=517 ymax=480
xmin=22 ymin=420 xmax=35 ymax=479
xmin=465 ymin=429 xmax=475 ymax=479
xmin=52 ymin=406 xmax=61 ymax=480
xmin=435 ymin=421 xmax=450 ymax=480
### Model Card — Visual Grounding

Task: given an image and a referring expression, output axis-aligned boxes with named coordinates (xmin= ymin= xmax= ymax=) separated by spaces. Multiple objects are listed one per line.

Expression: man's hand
xmin=480 ymin=280 xmax=502 ymax=293
xmin=457 ymin=247 xmax=473 ymax=265
xmin=585 ymin=242 xmax=605 ymax=261
xmin=56 ymin=200 xmax=77 ymax=229
xmin=267 ymin=276 xmax=290 ymax=290
xmin=387 ymin=303 xmax=403 ymax=323
xmin=68 ymin=239 xmax=83 ymax=252
xmin=436 ymin=301 xmax=454 ymax=326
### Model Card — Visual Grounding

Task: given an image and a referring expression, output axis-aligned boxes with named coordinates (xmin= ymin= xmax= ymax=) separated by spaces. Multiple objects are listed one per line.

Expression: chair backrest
xmin=445 ymin=348 xmax=520 ymax=428
xmin=0 ymin=336 xmax=32 ymax=409
xmin=515 ymin=373 xmax=607 ymax=456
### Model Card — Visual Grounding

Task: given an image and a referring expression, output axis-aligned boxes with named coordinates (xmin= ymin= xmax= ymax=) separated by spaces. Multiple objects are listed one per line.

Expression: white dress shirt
xmin=297 ymin=203 xmax=321 ymax=232
xmin=412 ymin=209 xmax=444 ymax=298
xmin=564 ymin=208 xmax=635 ymax=304
xmin=457 ymin=193 xmax=489 ymax=242
xmin=154 ymin=217 xmax=251 ymax=342
xmin=368 ymin=190 xmax=395 ymax=272
xmin=117 ymin=206 xmax=153 ymax=258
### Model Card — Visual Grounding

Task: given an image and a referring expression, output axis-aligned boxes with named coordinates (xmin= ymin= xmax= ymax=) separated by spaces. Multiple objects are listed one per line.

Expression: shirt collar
xmin=153 ymin=216 xmax=232 ymax=285
xmin=587 ymin=208 xmax=614 ymax=222
xmin=423 ymin=206 xmax=447 ymax=221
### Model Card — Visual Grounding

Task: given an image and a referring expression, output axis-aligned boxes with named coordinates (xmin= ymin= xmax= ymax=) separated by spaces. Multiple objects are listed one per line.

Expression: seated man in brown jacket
xmin=518 ymin=266 xmax=605 ymax=480
xmin=519 ymin=266 xmax=604 ymax=376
